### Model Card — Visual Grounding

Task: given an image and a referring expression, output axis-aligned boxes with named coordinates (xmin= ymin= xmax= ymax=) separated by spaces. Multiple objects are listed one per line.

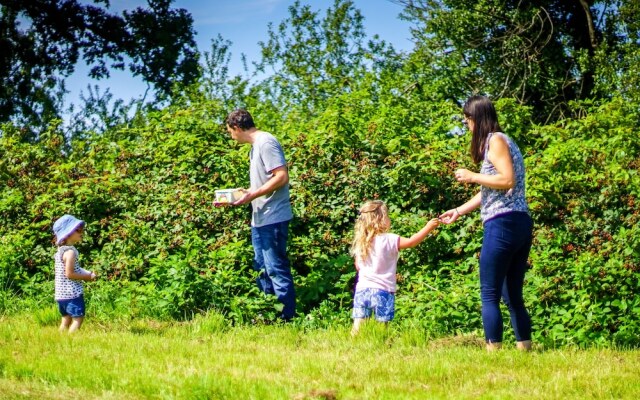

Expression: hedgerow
xmin=1 ymin=94 xmax=638 ymax=347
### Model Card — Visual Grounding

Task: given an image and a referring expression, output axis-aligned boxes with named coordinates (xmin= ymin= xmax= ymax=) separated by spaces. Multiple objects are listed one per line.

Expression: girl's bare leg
xmin=59 ymin=316 xmax=72 ymax=332
xmin=68 ymin=317 xmax=84 ymax=333
xmin=351 ymin=318 xmax=364 ymax=336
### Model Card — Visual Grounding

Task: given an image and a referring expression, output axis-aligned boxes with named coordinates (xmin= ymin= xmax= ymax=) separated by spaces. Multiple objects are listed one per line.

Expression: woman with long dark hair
xmin=440 ymin=95 xmax=533 ymax=351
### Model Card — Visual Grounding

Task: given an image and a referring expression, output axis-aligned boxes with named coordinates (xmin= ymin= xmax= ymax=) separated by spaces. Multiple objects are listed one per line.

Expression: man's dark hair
xmin=226 ymin=109 xmax=255 ymax=130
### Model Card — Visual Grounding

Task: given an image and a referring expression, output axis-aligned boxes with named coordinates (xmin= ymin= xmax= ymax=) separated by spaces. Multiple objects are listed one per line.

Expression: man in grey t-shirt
xmin=217 ymin=109 xmax=296 ymax=320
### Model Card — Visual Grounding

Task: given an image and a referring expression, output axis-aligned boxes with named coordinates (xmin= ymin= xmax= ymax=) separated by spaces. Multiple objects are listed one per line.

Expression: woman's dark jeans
xmin=480 ymin=212 xmax=533 ymax=343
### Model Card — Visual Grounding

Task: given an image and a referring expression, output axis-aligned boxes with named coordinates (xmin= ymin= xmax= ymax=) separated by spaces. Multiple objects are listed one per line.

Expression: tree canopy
xmin=0 ymin=0 xmax=199 ymax=127
xmin=253 ymin=0 xmax=399 ymax=115
xmin=393 ymin=0 xmax=640 ymax=120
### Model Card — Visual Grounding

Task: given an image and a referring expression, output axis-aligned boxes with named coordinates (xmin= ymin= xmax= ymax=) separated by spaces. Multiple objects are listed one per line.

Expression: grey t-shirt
xmin=249 ymin=131 xmax=293 ymax=227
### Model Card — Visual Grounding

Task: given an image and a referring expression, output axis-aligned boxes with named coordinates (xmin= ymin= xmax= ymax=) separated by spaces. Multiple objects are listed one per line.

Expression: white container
xmin=215 ymin=188 xmax=243 ymax=203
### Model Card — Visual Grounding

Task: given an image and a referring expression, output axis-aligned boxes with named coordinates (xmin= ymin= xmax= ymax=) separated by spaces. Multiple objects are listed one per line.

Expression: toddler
xmin=53 ymin=214 xmax=97 ymax=332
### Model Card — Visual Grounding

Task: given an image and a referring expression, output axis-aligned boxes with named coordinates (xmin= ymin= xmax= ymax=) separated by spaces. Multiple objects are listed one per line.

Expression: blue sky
xmin=65 ymin=0 xmax=414 ymax=107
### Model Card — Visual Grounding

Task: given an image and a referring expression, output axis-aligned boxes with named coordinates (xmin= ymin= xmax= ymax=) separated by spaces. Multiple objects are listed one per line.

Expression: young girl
xmin=350 ymin=200 xmax=440 ymax=335
xmin=53 ymin=214 xmax=97 ymax=333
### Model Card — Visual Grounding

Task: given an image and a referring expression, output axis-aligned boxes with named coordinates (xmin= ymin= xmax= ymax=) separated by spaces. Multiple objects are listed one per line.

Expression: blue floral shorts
xmin=352 ymin=288 xmax=395 ymax=322
xmin=57 ymin=295 xmax=85 ymax=318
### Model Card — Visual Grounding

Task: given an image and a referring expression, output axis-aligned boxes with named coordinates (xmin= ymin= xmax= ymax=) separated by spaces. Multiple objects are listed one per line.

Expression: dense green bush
xmin=1 ymin=93 xmax=638 ymax=346
xmin=526 ymin=98 xmax=640 ymax=346
xmin=2 ymin=0 xmax=639 ymax=349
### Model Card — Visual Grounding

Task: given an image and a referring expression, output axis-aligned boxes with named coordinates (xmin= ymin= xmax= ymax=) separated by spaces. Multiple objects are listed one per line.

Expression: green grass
xmin=1 ymin=313 xmax=639 ymax=399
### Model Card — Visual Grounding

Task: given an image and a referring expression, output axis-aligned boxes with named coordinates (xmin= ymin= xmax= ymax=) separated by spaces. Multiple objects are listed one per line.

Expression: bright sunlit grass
xmin=1 ymin=313 xmax=639 ymax=399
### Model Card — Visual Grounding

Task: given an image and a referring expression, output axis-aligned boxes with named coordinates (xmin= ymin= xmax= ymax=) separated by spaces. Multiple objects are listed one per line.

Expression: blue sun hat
xmin=53 ymin=214 xmax=85 ymax=245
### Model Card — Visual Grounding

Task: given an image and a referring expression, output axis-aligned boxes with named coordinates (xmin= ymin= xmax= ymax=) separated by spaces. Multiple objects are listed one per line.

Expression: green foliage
xmin=254 ymin=0 xmax=397 ymax=114
xmin=32 ymin=305 xmax=59 ymax=327
xmin=526 ymin=98 xmax=640 ymax=347
xmin=2 ymin=77 xmax=640 ymax=346
xmin=0 ymin=1 xmax=639 ymax=348
xmin=397 ymin=0 xmax=640 ymax=121
xmin=186 ymin=310 xmax=230 ymax=335
xmin=0 ymin=0 xmax=200 ymax=129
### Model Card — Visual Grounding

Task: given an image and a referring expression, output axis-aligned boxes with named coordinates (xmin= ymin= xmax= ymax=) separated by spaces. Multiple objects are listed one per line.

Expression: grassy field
xmin=1 ymin=312 xmax=639 ymax=399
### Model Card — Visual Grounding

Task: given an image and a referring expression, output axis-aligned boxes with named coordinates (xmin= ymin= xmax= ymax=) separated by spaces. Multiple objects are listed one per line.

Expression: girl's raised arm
xmin=398 ymin=218 xmax=440 ymax=250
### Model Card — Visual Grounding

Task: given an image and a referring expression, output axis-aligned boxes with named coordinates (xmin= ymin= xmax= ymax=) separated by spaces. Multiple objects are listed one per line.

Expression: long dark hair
xmin=463 ymin=96 xmax=502 ymax=164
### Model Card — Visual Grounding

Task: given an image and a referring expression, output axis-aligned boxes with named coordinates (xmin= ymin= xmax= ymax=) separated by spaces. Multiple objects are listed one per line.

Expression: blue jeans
xmin=480 ymin=212 xmax=533 ymax=343
xmin=251 ymin=220 xmax=296 ymax=320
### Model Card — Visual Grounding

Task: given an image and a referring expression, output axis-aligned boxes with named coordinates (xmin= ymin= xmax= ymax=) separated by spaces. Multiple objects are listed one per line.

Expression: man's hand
xmin=213 ymin=189 xmax=248 ymax=207
xmin=232 ymin=189 xmax=254 ymax=205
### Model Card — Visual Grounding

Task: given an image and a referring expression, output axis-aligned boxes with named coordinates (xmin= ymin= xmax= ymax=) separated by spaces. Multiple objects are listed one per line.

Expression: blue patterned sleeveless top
xmin=54 ymin=246 xmax=86 ymax=300
xmin=480 ymin=132 xmax=529 ymax=222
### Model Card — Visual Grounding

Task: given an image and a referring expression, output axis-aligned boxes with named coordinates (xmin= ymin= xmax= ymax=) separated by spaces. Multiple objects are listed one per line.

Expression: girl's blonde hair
xmin=350 ymin=200 xmax=390 ymax=263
